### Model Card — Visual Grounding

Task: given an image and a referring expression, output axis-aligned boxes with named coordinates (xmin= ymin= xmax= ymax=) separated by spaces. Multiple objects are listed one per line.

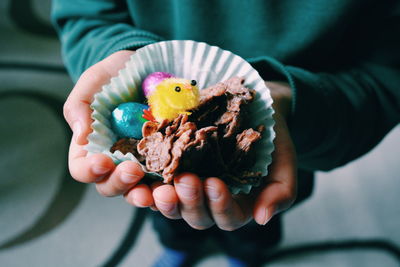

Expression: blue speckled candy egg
xmin=111 ymin=102 xmax=149 ymax=139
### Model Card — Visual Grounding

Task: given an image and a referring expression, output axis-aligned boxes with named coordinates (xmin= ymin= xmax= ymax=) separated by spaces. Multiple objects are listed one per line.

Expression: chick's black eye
xmin=175 ymin=86 xmax=181 ymax=92
xmin=191 ymin=80 xmax=197 ymax=86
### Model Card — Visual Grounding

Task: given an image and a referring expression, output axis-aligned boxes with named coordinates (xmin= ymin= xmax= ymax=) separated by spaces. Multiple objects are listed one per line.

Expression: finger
xmin=253 ymin=113 xmax=297 ymax=225
xmin=253 ymin=181 xmax=295 ymax=225
xmin=68 ymin=134 xmax=115 ymax=183
xmin=153 ymin=184 xmax=181 ymax=219
xmin=174 ymin=173 xmax=214 ymax=230
xmin=124 ymin=183 xmax=154 ymax=207
xmin=148 ymin=181 xmax=163 ymax=211
xmin=204 ymin=177 xmax=249 ymax=231
xmin=64 ymin=50 xmax=134 ymax=145
xmin=95 ymin=161 xmax=144 ymax=197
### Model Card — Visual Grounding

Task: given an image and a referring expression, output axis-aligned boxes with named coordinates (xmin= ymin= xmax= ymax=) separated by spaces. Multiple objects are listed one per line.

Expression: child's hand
xmin=64 ymin=50 xmax=155 ymax=207
xmin=151 ymin=81 xmax=297 ymax=230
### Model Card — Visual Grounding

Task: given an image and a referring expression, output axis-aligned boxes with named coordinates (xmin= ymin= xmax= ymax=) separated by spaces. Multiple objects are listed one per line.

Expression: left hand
xmin=147 ymin=81 xmax=297 ymax=230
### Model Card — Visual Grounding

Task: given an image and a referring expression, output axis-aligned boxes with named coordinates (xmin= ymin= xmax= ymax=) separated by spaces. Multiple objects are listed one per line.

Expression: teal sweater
xmin=52 ymin=0 xmax=400 ymax=171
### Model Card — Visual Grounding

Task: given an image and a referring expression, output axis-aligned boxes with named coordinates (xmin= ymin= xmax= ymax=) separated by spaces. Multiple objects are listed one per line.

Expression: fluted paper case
xmin=85 ymin=40 xmax=275 ymax=194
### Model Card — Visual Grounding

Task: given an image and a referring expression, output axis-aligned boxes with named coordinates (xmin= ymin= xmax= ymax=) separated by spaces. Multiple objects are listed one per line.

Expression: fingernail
xmin=205 ymin=186 xmax=220 ymax=201
xmin=120 ymin=172 xmax=141 ymax=184
xmin=157 ymin=201 xmax=176 ymax=213
xmin=261 ymin=208 xmax=272 ymax=225
xmin=92 ymin=165 xmax=111 ymax=176
xmin=73 ymin=121 xmax=82 ymax=143
xmin=177 ymin=183 xmax=198 ymax=200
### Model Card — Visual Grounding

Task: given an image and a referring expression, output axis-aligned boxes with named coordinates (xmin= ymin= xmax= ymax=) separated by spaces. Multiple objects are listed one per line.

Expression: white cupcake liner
xmin=86 ymin=40 xmax=275 ymax=194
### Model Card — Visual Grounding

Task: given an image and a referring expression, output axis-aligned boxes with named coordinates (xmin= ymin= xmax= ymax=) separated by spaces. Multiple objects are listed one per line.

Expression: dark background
xmin=0 ymin=0 xmax=399 ymax=266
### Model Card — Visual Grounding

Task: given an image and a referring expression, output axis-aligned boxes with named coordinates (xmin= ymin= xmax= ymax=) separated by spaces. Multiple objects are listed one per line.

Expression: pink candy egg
xmin=142 ymin=72 xmax=174 ymax=98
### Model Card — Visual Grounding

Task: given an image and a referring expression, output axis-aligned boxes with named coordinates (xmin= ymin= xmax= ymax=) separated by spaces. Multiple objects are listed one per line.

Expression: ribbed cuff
xmin=101 ymin=31 xmax=164 ymax=59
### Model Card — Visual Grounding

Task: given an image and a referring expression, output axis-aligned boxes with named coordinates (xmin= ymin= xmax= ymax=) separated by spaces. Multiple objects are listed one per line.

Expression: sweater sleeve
xmin=289 ymin=62 xmax=399 ymax=171
xmin=51 ymin=0 xmax=164 ymax=81
xmin=248 ymin=23 xmax=400 ymax=171
xmin=247 ymin=2 xmax=400 ymax=172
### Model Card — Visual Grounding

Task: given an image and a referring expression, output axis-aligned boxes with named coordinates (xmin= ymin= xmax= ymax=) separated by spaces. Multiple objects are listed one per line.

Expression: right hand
xmin=64 ymin=50 xmax=154 ymax=207
xmin=150 ymin=81 xmax=297 ymax=230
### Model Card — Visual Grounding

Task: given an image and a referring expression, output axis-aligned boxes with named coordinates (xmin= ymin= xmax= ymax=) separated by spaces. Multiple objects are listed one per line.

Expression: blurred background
xmin=0 ymin=0 xmax=399 ymax=266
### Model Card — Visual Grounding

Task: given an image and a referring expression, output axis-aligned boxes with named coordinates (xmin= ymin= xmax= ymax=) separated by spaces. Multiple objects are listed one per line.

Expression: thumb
xmin=63 ymin=64 xmax=109 ymax=145
xmin=253 ymin=113 xmax=297 ymax=225
xmin=64 ymin=50 xmax=135 ymax=145
xmin=63 ymin=98 xmax=93 ymax=145
xmin=253 ymin=178 xmax=297 ymax=225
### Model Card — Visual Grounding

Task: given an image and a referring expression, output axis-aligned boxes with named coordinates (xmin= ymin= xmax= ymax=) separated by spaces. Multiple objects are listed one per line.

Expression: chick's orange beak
xmin=183 ymin=84 xmax=192 ymax=90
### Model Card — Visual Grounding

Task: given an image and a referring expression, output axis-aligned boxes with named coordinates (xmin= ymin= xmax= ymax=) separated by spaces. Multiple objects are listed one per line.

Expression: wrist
xmin=265 ymin=81 xmax=292 ymax=120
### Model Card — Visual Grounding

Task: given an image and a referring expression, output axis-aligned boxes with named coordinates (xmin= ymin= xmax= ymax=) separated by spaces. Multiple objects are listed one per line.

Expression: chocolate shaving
xmin=231 ymin=128 xmax=262 ymax=167
xmin=110 ymin=138 xmax=145 ymax=162
xmin=137 ymin=132 xmax=174 ymax=172
xmin=162 ymin=127 xmax=195 ymax=182
xmin=236 ymin=128 xmax=262 ymax=154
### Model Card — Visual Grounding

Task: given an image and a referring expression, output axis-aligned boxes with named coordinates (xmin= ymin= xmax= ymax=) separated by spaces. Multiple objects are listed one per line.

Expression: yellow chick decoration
xmin=145 ymin=77 xmax=200 ymax=122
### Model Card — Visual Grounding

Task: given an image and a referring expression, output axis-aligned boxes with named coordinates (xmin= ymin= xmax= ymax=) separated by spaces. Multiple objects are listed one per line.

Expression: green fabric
xmin=51 ymin=0 xmax=400 ymax=171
